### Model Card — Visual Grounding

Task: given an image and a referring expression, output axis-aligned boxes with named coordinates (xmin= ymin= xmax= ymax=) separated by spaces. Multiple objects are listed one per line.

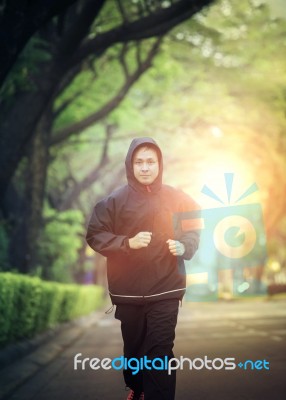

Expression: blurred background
xmin=0 ymin=0 xmax=285 ymax=297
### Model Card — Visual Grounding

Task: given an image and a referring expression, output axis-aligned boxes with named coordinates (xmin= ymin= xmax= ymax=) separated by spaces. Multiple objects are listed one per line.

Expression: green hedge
xmin=0 ymin=272 xmax=104 ymax=347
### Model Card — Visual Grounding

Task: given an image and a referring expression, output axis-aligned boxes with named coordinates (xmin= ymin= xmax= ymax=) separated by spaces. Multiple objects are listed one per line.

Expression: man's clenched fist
xmin=129 ymin=232 xmax=152 ymax=249
xmin=166 ymin=239 xmax=185 ymax=256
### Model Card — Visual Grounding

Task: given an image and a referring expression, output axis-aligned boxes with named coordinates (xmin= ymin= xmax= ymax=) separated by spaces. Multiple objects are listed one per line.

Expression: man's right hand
xmin=129 ymin=232 xmax=152 ymax=249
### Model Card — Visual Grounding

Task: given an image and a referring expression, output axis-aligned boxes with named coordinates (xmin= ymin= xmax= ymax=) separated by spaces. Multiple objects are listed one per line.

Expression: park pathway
xmin=1 ymin=299 xmax=286 ymax=400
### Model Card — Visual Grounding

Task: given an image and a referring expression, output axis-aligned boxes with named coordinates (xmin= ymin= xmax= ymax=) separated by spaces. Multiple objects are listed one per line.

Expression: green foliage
xmin=9 ymin=274 xmax=43 ymax=340
xmin=0 ymin=272 xmax=104 ymax=348
xmin=0 ymin=221 xmax=9 ymax=270
xmin=129 ymin=0 xmax=286 ymax=142
xmin=53 ymin=39 xmax=158 ymax=133
xmin=0 ymin=36 xmax=51 ymax=104
xmin=2 ymin=0 xmax=285 ymax=284
xmin=0 ymin=274 xmax=15 ymax=344
xmin=35 ymin=281 xmax=65 ymax=331
xmin=38 ymin=207 xmax=85 ymax=282
xmin=48 ymin=0 xmax=286 ymax=227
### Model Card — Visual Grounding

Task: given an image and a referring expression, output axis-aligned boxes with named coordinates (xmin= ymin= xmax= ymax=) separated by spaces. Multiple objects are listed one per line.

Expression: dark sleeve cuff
xmin=124 ymin=237 xmax=131 ymax=251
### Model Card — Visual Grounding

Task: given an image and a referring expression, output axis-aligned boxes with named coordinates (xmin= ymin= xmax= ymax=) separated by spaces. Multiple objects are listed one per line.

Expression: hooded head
xmin=125 ymin=137 xmax=163 ymax=193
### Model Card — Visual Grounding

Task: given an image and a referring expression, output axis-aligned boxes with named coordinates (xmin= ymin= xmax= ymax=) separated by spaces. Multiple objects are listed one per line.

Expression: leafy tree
xmin=0 ymin=0 xmax=214 ymax=197
xmin=38 ymin=207 xmax=84 ymax=282
xmin=0 ymin=0 xmax=215 ymax=278
xmin=1 ymin=0 xmax=285 ymax=284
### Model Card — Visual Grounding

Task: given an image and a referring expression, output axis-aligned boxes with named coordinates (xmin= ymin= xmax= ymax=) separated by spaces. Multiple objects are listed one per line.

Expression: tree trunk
xmin=27 ymin=114 xmax=52 ymax=273
xmin=0 ymin=0 xmax=106 ymax=199
xmin=0 ymin=0 xmax=79 ymax=86
xmin=10 ymin=110 xmax=52 ymax=274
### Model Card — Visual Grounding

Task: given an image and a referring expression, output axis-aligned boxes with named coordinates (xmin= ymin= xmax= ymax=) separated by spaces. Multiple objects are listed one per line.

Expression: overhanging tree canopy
xmin=0 ymin=0 xmax=214 ymax=197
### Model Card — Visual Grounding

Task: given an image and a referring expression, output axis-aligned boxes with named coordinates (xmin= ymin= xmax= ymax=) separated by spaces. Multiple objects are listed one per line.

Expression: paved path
xmin=1 ymin=300 xmax=286 ymax=400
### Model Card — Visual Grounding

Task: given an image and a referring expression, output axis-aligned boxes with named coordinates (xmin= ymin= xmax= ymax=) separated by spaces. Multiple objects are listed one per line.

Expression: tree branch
xmin=135 ymin=41 xmax=143 ymax=66
xmin=72 ymin=0 xmax=214 ymax=67
xmin=119 ymin=42 xmax=130 ymax=78
xmin=0 ymin=0 xmax=80 ymax=86
xmin=116 ymin=0 xmax=129 ymax=24
xmin=57 ymin=123 xmax=116 ymax=211
xmin=50 ymin=37 xmax=163 ymax=147
xmin=53 ymin=69 xmax=98 ymax=119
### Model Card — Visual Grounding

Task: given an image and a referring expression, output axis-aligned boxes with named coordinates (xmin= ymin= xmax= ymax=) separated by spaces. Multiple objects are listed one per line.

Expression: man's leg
xmin=143 ymin=299 xmax=179 ymax=400
xmin=115 ymin=304 xmax=146 ymax=394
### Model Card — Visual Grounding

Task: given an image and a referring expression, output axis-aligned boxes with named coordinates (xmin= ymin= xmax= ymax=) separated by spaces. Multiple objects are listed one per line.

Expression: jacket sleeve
xmin=175 ymin=192 xmax=201 ymax=261
xmin=180 ymin=230 xmax=200 ymax=260
xmin=86 ymin=198 xmax=130 ymax=258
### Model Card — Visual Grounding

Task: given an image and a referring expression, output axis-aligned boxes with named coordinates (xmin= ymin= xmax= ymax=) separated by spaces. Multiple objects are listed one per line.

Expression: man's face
xmin=133 ymin=147 xmax=159 ymax=186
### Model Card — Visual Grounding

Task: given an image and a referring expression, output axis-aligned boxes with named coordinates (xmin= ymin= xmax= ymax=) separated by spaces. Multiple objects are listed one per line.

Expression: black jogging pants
xmin=115 ymin=298 xmax=179 ymax=400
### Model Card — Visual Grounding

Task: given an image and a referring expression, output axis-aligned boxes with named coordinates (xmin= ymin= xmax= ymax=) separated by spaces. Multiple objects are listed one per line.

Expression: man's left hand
xmin=166 ymin=239 xmax=185 ymax=256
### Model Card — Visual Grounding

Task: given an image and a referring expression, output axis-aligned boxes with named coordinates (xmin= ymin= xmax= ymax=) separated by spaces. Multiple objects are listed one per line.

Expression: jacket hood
xmin=125 ymin=137 xmax=163 ymax=193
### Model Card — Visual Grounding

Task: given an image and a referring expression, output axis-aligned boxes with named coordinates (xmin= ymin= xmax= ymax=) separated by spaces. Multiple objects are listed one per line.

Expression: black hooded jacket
xmin=86 ymin=137 xmax=200 ymax=305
